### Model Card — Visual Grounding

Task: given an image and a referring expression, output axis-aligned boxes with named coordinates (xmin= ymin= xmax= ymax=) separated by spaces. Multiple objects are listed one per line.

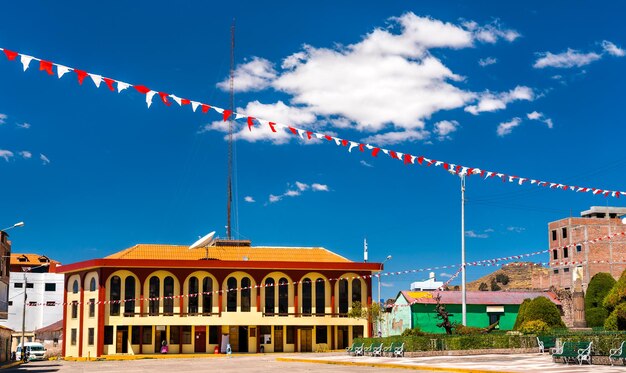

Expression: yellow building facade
xmin=59 ymin=241 xmax=381 ymax=357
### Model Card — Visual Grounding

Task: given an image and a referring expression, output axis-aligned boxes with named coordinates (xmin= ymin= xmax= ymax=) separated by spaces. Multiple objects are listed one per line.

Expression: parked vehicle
xmin=16 ymin=342 xmax=46 ymax=361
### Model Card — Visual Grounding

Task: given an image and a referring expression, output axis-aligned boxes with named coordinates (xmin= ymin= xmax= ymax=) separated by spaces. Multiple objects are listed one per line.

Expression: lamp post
xmin=460 ymin=174 xmax=466 ymax=326
xmin=377 ymin=255 xmax=392 ymax=336
xmin=20 ymin=262 xmax=49 ymax=361
xmin=0 ymin=222 xmax=24 ymax=233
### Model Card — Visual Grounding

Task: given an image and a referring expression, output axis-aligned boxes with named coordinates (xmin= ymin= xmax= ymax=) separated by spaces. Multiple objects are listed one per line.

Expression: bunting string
xmin=28 ymin=229 xmax=626 ymax=307
xmin=1 ymin=47 xmax=624 ymax=198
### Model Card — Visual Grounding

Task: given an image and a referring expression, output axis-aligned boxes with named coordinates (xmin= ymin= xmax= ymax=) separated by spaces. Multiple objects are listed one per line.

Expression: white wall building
xmin=0 ymin=271 xmax=64 ymax=350
xmin=410 ymin=272 xmax=443 ymax=291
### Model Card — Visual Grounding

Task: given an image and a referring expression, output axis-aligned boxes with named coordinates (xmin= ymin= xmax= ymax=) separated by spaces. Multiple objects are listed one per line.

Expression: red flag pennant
xmin=247 ymin=117 xmax=255 ymax=131
xmin=223 ymin=109 xmax=232 ymax=121
xmin=324 ymin=135 xmax=333 ymax=141
xmin=103 ymin=78 xmax=115 ymax=91
xmin=3 ymin=49 xmax=18 ymax=61
xmin=181 ymin=98 xmax=190 ymax=105
xmin=617 ymin=192 xmax=621 ymax=198
xmin=201 ymin=104 xmax=210 ymax=113
xmin=403 ymin=154 xmax=412 ymax=165
xmin=288 ymin=126 xmax=297 ymax=135
xmin=268 ymin=122 xmax=276 ymax=132
xmin=306 ymin=131 xmax=313 ymax=139
xmin=417 ymin=156 xmax=424 ymax=165
xmin=359 ymin=144 xmax=365 ymax=152
xmin=74 ymin=69 xmax=88 ymax=85
xmin=341 ymin=139 xmax=348 ymax=146
xmin=455 ymin=165 xmax=461 ymax=174
xmin=443 ymin=163 xmax=449 ymax=170
xmin=427 ymin=159 xmax=435 ymax=166
xmin=39 ymin=60 xmax=53 ymax=75
xmin=389 ymin=151 xmax=399 ymax=159
xmin=158 ymin=92 xmax=171 ymax=106
xmin=371 ymin=148 xmax=381 ymax=157
xmin=133 ymin=85 xmax=150 ymax=94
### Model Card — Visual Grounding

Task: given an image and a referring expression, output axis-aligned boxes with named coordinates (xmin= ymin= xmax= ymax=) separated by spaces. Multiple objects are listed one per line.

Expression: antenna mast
xmin=226 ymin=19 xmax=235 ymax=240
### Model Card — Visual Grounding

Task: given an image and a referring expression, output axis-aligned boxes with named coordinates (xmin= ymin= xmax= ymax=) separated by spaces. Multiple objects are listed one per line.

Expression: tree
xmin=348 ymin=301 xmax=381 ymax=324
xmin=478 ymin=282 xmax=488 ymax=291
xmin=434 ymin=294 xmax=454 ymax=334
xmin=495 ymin=273 xmax=510 ymax=285
xmin=490 ymin=278 xmax=501 ymax=291
xmin=603 ymin=269 xmax=626 ymax=311
xmin=605 ymin=303 xmax=626 ymax=331
xmin=515 ymin=296 xmax=565 ymax=330
xmin=584 ymin=272 xmax=616 ymax=327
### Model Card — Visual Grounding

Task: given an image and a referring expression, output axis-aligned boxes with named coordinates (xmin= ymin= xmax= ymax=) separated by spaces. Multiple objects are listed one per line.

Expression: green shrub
xmin=521 ymin=296 xmax=565 ymax=329
xmin=585 ymin=272 xmax=616 ymax=327
xmin=604 ymin=269 xmax=626 ymax=311
xmin=478 ymin=282 xmax=488 ymax=291
xmin=401 ymin=327 xmax=425 ymax=337
xmin=495 ymin=273 xmax=510 ymax=285
xmin=605 ymin=303 xmax=626 ymax=331
xmin=490 ymin=278 xmax=501 ymax=291
xmin=519 ymin=320 xmax=550 ymax=335
xmin=454 ymin=324 xmax=484 ymax=335
xmin=513 ymin=298 xmax=532 ymax=330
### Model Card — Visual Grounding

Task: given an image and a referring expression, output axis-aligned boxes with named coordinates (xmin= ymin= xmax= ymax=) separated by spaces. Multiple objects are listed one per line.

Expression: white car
xmin=16 ymin=342 xmax=46 ymax=361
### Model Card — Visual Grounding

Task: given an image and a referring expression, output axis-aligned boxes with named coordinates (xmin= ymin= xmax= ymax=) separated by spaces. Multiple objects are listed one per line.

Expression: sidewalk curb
xmin=0 ymin=361 xmax=23 ymax=370
xmin=275 ymin=357 xmax=516 ymax=373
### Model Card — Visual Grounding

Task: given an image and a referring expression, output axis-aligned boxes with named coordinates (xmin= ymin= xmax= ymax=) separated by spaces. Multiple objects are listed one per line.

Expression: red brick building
xmin=549 ymin=206 xmax=626 ymax=290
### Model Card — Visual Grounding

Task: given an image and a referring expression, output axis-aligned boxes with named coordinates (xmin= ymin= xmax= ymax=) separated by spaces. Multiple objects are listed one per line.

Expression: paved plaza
xmin=3 ymin=353 xmax=626 ymax=373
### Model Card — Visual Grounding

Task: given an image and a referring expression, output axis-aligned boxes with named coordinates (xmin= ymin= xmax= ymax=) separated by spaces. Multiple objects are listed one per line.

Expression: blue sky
xmin=1 ymin=1 xmax=625 ymax=300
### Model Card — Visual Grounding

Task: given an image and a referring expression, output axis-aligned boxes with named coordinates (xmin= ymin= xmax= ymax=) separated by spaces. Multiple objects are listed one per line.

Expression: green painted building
xmin=382 ymin=290 xmax=561 ymax=335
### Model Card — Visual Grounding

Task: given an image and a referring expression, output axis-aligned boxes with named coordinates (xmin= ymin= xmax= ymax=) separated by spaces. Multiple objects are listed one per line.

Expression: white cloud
xmin=284 ymin=190 xmax=301 ymax=197
xmin=601 ymin=40 xmax=625 ymax=57
xmin=526 ymin=111 xmax=554 ymax=129
xmin=244 ymin=196 xmax=255 ymax=203
xmin=360 ymin=160 xmax=374 ymax=168
xmin=534 ymin=49 xmax=601 ymax=69
xmin=439 ymin=272 xmax=454 ymax=278
xmin=496 ymin=117 xmax=522 ymax=137
xmin=465 ymin=230 xmax=489 ymax=238
xmin=0 ymin=150 xmax=14 ymax=162
xmin=295 ymin=181 xmax=309 ymax=191
xmin=507 ymin=226 xmax=526 ymax=233
xmin=380 ymin=282 xmax=394 ymax=288
xmin=269 ymin=194 xmax=282 ymax=203
xmin=465 ymin=86 xmax=534 ymax=115
xmin=484 ymin=228 xmax=495 ymax=233
xmin=19 ymin=151 xmax=32 ymax=159
xmin=434 ymin=120 xmax=459 ymax=140
xmin=361 ymin=129 xmax=430 ymax=146
xmin=478 ymin=57 xmax=497 ymax=67
xmin=40 ymin=153 xmax=50 ymax=165
xmin=311 ymin=183 xmax=329 ymax=192
xmin=16 ymin=122 xmax=31 ymax=129
xmin=0 ymin=114 xmax=6 ymax=124
xmin=464 ymin=20 xmax=520 ymax=44
xmin=217 ymin=57 xmax=277 ymax=92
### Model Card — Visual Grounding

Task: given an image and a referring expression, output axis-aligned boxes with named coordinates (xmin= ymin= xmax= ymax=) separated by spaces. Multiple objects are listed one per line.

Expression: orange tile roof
xmin=105 ymin=244 xmax=351 ymax=263
xmin=10 ymin=253 xmax=60 ymax=266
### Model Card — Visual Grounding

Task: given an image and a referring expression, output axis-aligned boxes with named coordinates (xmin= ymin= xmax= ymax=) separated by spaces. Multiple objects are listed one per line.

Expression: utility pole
xmin=21 ymin=274 xmax=27 ymax=361
xmin=461 ymin=174 xmax=467 ymax=326
xmin=226 ymin=19 xmax=235 ymax=240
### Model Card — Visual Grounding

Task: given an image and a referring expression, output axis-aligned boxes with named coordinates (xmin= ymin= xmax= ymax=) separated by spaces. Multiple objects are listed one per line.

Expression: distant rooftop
xmin=581 ymin=206 xmax=626 ymax=219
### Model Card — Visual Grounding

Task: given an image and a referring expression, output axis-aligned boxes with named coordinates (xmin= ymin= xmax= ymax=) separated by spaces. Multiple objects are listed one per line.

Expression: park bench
xmin=361 ymin=343 xmax=373 ymax=356
xmin=609 ymin=341 xmax=626 ymax=366
xmin=392 ymin=342 xmax=405 ymax=358
xmin=383 ymin=342 xmax=398 ymax=357
xmin=552 ymin=341 xmax=592 ymax=365
xmin=346 ymin=342 xmax=364 ymax=356
xmin=371 ymin=342 xmax=384 ymax=357
xmin=536 ymin=336 xmax=556 ymax=353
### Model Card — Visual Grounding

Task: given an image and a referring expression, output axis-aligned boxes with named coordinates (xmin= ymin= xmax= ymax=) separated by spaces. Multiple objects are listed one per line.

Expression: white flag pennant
xmin=348 ymin=141 xmax=359 ymax=152
xmin=20 ymin=55 xmax=34 ymax=71
xmin=381 ymin=149 xmax=389 ymax=155
xmin=396 ymin=152 xmax=404 ymax=160
xmin=235 ymin=113 xmax=246 ymax=120
xmin=117 ymin=81 xmax=130 ymax=93
xmin=89 ymin=74 xmax=102 ymax=88
xmin=146 ymin=90 xmax=157 ymax=108
xmin=314 ymin=132 xmax=324 ymax=140
xmin=56 ymin=64 xmax=70 ymax=79
xmin=213 ymin=107 xmax=224 ymax=115
xmin=191 ymin=101 xmax=200 ymax=112
xmin=297 ymin=128 xmax=306 ymax=139
xmin=169 ymin=94 xmax=182 ymax=106
xmin=332 ymin=137 xmax=341 ymax=146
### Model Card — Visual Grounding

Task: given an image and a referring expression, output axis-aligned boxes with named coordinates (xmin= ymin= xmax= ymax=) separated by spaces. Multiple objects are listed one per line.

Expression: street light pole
xmin=377 ymin=255 xmax=392 ymax=337
xmin=460 ymin=174 xmax=467 ymax=326
xmin=19 ymin=262 xmax=48 ymax=362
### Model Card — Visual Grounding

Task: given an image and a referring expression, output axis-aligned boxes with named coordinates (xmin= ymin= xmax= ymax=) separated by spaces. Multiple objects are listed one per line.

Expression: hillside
xmin=467 ymin=262 xmax=549 ymax=291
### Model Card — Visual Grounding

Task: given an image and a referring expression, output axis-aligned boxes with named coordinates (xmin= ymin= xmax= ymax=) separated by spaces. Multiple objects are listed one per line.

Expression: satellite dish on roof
xmin=189 ymin=231 xmax=216 ymax=250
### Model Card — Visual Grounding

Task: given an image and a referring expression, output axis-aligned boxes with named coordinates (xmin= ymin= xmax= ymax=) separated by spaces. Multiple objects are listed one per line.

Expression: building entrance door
xmin=238 ymin=326 xmax=248 ymax=352
xmin=195 ymin=329 xmax=206 ymax=353
xmin=274 ymin=326 xmax=283 ymax=352
xmin=155 ymin=327 xmax=166 ymax=352
xmin=116 ymin=328 xmax=128 ymax=354
xmin=337 ymin=326 xmax=349 ymax=350
xmin=229 ymin=326 xmax=239 ymax=352
xmin=300 ymin=328 xmax=312 ymax=352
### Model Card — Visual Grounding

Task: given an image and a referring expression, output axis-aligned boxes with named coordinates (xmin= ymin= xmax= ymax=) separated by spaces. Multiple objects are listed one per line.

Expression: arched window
xmin=265 ymin=278 xmax=275 ymax=315
xmin=110 ymin=276 xmax=121 ymax=316
xmin=188 ymin=277 xmax=199 ymax=314
xmin=124 ymin=277 xmax=136 ymax=316
xmin=302 ymin=278 xmax=312 ymax=315
xmin=338 ymin=279 xmax=348 ymax=314
xmin=89 ymin=278 xmax=96 ymax=292
xmin=226 ymin=277 xmax=237 ymax=312
xmin=163 ymin=276 xmax=174 ymax=315
xmin=202 ymin=277 xmax=213 ymax=314
xmin=352 ymin=279 xmax=361 ymax=305
xmin=315 ymin=278 xmax=325 ymax=315
xmin=72 ymin=280 xmax=79 ymax=294
xmin=278 ymin=277 xmax=289 ymax=315
xmin=241 ymin=277 xmax=251 ymax=312
xmin=149 ymin=276 xmax=160 ymax=316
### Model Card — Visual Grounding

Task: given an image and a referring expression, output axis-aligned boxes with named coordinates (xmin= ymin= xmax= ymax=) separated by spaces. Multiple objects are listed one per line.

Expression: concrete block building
xmin=549 ymin=206 xmax=626 ymax=290
xmin=58 ymin=240 xmax=381 ymax=357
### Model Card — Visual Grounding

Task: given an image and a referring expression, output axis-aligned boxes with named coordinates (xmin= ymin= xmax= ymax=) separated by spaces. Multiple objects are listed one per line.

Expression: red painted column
xmin=61 ymin=277 xmax=68 ymax=357
xmin=330 ymin=280 xmax=335 ymax=315
xmin=78 ymin=275 xmax=84 ymax=357
xmin=366 ymin=276 xmax=373 ymax=337
xmin=219 ymin=292 xmax=223 ymax=316
xmin=96 ymin=272 xmax=106 ymax=357
xmin=256 ymin=292 xmax=261 ymax=313
xmin=294 ymin=285 xmax=299 ymax=317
